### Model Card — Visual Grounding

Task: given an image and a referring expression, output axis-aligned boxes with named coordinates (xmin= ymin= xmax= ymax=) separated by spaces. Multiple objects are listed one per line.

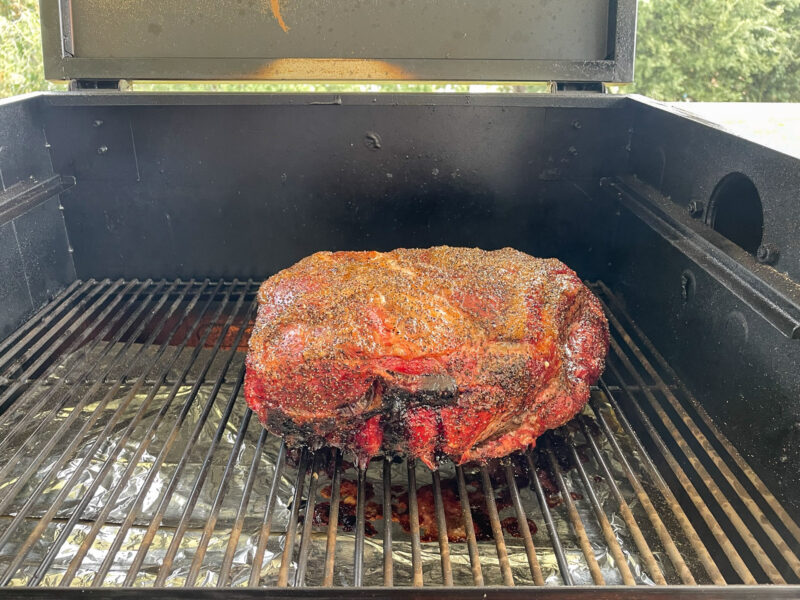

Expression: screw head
xmin=364 ymin=131 xmax=382 ymax=150
xmin=687 ymin=200 xmax=704 ymax=217
xmin=93 ymin=119 xmax=104 ymax=128
xmin=96 ymin=145 xmax=108 ymax=155
xmin=572 ymin=119 xmax=582 ymax=129
xmin=756 ymin=243 xmax=780 ymax=265
xmin=680 ymin=270 xmax=696 ymax=303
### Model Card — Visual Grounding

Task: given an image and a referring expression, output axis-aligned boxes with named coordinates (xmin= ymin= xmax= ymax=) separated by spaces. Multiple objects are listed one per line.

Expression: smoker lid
xmin=40 ymin=0 xmax=636 ymax=84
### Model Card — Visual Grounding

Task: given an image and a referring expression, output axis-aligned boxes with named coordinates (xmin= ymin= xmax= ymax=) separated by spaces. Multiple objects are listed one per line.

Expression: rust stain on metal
xmin=270 ymin=0 xmax=290 ymax=33
xmin=255 ymin=59 xmax=413 ymax=80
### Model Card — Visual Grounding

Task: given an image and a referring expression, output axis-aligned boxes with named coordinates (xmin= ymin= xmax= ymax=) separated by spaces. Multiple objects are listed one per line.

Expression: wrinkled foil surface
xmin=0 ymin=342 xmax=692 ymax=587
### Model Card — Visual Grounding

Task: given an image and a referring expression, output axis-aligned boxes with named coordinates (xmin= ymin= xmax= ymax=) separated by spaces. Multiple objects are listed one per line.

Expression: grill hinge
xmin=549 ymin=81 xmax=607 ymax=93
xmin=68 ymin=79 xmax=131 ymax=91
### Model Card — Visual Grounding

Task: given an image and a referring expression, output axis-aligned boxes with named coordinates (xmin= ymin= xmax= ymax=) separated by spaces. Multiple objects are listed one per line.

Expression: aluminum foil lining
xmin=0 ymin=342 xmax=686 ymax=587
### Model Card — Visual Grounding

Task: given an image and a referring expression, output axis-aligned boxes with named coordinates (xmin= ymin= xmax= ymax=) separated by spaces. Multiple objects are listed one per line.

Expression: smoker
xmin=0 ymin=1 xmax=799 ymax=597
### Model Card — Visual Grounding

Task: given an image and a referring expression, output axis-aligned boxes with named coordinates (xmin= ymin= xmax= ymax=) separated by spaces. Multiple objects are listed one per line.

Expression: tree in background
xmin=635 ymin=0 xmax=800 ymax=101
xmin=756 ymin=0 xmax=800 ymax=101
xmin=0 ymin=0 xmax=58 ymax=97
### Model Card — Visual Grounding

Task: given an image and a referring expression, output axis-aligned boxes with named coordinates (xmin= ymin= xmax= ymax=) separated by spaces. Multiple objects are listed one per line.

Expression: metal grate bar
xmin=218 ymin=427 xmax=269 ymax=587
xmin=54 ymin=279 xmax=214 ymax=585
xmin=563 ymin=428 xmax=636 ymax=585
xmin=0 ymin=279 xmax=187 ymax=521
xmin=597 ymin=283 xmax=800 ymax=552
xmin=38 ymin=279 xmax=230 ymax=586
xmin=503 ymin=462 xmax=544 ymax=585
xmin=407 ymin=460 xmax=424 ymax=586
xmin=0 ymin=281 xmax=86 ymax=410
xmin=323 ymin=450 xmax=344 ymax=587
xmin=525 ymin=451 xmax=573 ymax=585
xmin=249 ymin=441 xmax=287 ymax=587
xmin=597 ymin=285 xmax=800 ymax=581
xmin=455 ymin=465 xmax=484 ymax=586
xmin=0 ymin=278 xmax=112 ymax=383
xmin=25 ymin=281 xmax=189 ymax=585
xmin=431 ymin=470 xmax=454 ymax=586
xmin=145 ymin=293 xmax=256 ymax=579
xmin=1 ymin=272 xmax=149 ymax=575
xmin=353 ymin=466 xmax=367 ymax=586
xmin=119 ymin=281 xmax=252 ymax=585
xmin=0 ymin=279 xmax=106 ymax=415
xmin=604 ymin=354 xmax=760 ymax=584
xmin=89 ymin=278 xmax=232 ymax=586
xmin=593 ymin=382 xmax=728 ymax=585
xmin=187 ymin=407 xmax=256 ymax=587
xmin=542 ymin=437 xmax=605 ymax=585
xmin=479 ymin=466 xmax=514 ymax=586
xmin=0 ymin=279 xmax=201 ymax=584
xmin=1 ymin=279 xmax=799 ymax=590
xmin=577 ymin=416 xmax=670 ymax=585
xmin=590 ymin=386 xmax=717 ymax=583
xmin=276 ymin=449 xmax=310 ymax=587
xmin=0 ymin=279 xmax=155 ymax=463
xmin=0 ymin=279 xmax=94 ymax=384
xmin=295 ymin=452 xmax=325 ymax=587
xmin=606 ymin=333 xmax=785 ymax=583
xmin=381 ymin=457 xmax=393 ymax=586
xmin=0 ymin=279 xmax=83 ymax=362
xmin=153 ymin=362 xmax=249 ymax=586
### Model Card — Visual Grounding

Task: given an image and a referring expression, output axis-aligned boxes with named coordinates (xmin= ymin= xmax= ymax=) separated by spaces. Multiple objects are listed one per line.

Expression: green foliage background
xmin=2 ymin=0 xmax=799 ymax=100
xmin=1 ymin=0 xmax=61 ymax=96
xmin=636 ymin=0 xmax=800 ymax=101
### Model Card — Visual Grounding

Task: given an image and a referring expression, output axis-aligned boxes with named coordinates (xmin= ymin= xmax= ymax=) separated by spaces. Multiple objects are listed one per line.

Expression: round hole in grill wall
xmin=706 ymin=173 xmax=764 ymax=255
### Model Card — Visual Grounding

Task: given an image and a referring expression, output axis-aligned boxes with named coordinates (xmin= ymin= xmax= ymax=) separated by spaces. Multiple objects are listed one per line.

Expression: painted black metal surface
xmin=0 ymin=175 xmax=76 ymax=224
xmin=603 ymin=195 xmax=800 ymax=519
xmin=0 ymin=221 xmax=31 ymax=342
xmin=0 ymin=97 xmax=52 ymax=188
xmin=11 ymin=198 xmax=76 ymax=311
xmin=0 ymin=97 xmax=76 ymax=339
xmin=37 ymin=94 xmax=631 ymax=280
xmin=628 ymin=95 xmax=800 ymax=283
xmin=601 ymin=177 xmax=800 ymax=339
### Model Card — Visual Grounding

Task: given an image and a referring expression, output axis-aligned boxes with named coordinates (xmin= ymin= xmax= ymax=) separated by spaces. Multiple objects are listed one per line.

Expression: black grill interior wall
xmin=0 ymin=97 xmax=77 ymax=340
xmin=39 ymin=94 xmax=631 ymax=281
xmin=630 ymin=99 xmax=800 ymax=282
xmin=605 ymin=98 xmax=800 ymax=520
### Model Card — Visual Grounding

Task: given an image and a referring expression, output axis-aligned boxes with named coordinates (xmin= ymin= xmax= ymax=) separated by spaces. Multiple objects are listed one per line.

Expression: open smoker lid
xmin=40 ymin=0 xmax=636 ymax=84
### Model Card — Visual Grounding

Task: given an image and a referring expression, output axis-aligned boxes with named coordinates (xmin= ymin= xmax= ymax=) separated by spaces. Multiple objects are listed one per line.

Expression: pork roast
xmin=244 ymin=246 xmax=608 ymax=468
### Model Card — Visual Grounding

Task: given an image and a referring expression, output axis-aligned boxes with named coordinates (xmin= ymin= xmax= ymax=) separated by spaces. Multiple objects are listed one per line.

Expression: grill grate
xmin=0 ymin=278 xmax=799 ymax=589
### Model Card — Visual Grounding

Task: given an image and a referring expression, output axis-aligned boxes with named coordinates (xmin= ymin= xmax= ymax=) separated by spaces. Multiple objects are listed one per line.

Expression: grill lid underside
xmin=40 ymin=0 xmax=636 ymax=83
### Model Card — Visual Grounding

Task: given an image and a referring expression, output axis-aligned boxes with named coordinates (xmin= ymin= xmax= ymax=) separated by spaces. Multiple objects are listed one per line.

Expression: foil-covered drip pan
xmin=0 ymin=341 xmax=668 ymax=587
